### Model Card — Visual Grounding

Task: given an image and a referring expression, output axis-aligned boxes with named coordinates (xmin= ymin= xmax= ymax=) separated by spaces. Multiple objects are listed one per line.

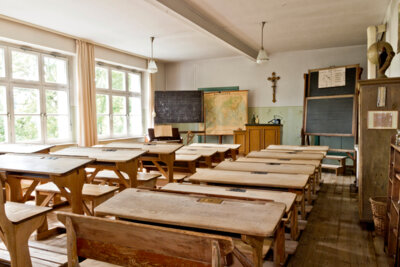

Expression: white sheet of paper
xmin=318 ymin=67 xmax=346 ymax=88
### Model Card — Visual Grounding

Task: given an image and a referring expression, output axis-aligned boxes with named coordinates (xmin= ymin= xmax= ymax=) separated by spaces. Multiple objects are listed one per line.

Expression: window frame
xmin=95 ymin=62 xmax=143 ymax=140
xmin=0 ymin=42 xmax=74 ymax=144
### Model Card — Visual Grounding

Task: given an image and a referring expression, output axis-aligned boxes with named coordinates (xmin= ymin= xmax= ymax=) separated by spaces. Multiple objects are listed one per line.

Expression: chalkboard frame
xmin=154 ymin=90 xmax=204 ymax=124
xmin=304 ymin=95 xmax=356 ymax=136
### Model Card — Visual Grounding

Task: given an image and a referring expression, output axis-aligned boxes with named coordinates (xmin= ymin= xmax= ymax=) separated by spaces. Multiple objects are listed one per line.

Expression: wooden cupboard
xmin=233 ymin=130 xmax=246 ymax=155
xmin=234 ymin=124 xmax=282 ymax=155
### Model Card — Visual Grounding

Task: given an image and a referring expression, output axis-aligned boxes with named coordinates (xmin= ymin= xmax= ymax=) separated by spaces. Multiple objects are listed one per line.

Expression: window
xmin=95 ymin=64 xmax=142 ymax=138
xmin=0 ymin=44 xmax=72 ymax=144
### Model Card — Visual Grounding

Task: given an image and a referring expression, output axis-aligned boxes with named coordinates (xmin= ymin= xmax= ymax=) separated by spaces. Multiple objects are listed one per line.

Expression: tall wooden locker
xmin=358 ymin=78 xmax=400 ymax=222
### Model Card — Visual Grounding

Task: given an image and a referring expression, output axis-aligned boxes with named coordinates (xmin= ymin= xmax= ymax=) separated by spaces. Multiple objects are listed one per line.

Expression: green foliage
xmin=0 ymin=87 xmax=6 ymax=113
xmin=97 ymin=115 xmax=109 ymax=136
xmin=112 ymin=96 xmax=126 ymax=114
xmin=96 ymin=94 xmax=108 ymax=114
xmin=113 ymin=115 xmax=126 ymax=134
xmin=95 ymin=67 xmax=108 ymax=88
xmin=44 ymin=57 xmax=58 ymax=83
xmin=0 ymin=116 xmax=6 ymax=142
xmin=12 ymin=51 xmax=39 ymax=81
xmin=14 ymin=88 xmax=39 ymax=114
xmin=112 ymin=70 xmax=124 ymax=90
xmin=0 ymin=48 xmax=5 ymax=77
xmin=15 ymin=116 xmax=39 ymax=141
xmin=46 ymin=116 xmax=58 ymax=139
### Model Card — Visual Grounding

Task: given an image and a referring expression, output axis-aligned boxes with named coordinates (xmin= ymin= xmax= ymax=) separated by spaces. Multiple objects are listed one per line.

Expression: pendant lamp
xmin=256 ymin=21 xmax=269 ymax=64
xmin=148 ymin=36 xmax=158 ymax=73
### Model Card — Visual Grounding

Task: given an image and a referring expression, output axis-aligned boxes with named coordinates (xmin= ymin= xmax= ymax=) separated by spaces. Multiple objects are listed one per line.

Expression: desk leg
xmin=116 ymin=159 xmax=138 ymax=188
xmin=307 ymin=182 xmax=312 ymax=205
xmin=273 ymin=221 xmax=286 ymax=266
xmin=241 ymin=235 xmax=264 ymax=267
xmin=291 ymin=189 xmax=305 ymax=220
xmin=231 ymin=149 xmax=237 ymax=161
xmin=6 ymin=177 xmax=23 ymax=202
xmin=290 ymin=204 xmax=299 ymax=240
xmin=53 ymin=169 xmax=85 ymax=215
xmin=205 ymin=156 xmax=212 ymax=168
xmin=160 ymin=154 xmax=174 ymax=183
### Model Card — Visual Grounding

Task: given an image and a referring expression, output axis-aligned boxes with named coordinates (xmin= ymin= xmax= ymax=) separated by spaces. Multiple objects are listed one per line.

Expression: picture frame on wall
xmin=367 ymin=110 xmax=398 ymax=129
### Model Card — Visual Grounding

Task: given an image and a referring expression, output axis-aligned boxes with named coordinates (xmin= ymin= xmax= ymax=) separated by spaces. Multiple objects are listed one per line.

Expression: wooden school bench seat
xmin=57 ymin=211 xmax=235 ymax=267
xmin=322 ymin=155 xmax=347 ymax=175
xmin=35 ymin=183 xmax=119 ymax=215
xmin=176 ymin=146 xmax=219 ymax=168
xmin=189 ymin=143 xmax=241 ymax=160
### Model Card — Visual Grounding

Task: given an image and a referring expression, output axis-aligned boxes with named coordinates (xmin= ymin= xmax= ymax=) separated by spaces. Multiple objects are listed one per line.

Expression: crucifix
xmin=268 ymin=72 xmax=280 ymax=103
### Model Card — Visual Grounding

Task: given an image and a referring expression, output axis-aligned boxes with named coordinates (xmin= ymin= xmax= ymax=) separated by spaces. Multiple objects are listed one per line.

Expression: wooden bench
xmin=57 ymin=211 xmax=236 ymax=267
xmin=35 ymin=183 xmax=118 ymax=216
xmin=174 ymin=154 xmax=201 ymax=173
xmin=89 ymin=170 xmax=160 ymax=189
xmin=322 ymin=155 xmax=347 ymax=175
xmin=0 ymin=174 xmax=51 ymax=267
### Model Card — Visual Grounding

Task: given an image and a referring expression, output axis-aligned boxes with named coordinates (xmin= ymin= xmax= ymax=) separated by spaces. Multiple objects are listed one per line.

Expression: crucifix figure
xmin=268 ymin=72 xmax=280 ymax=103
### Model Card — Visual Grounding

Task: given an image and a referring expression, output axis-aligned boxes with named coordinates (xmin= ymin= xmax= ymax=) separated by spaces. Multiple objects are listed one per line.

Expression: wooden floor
xmin=287 ymin=173 xmax=393 ymax=267
xmin=0 ymin=172 xmax=395 ymax=266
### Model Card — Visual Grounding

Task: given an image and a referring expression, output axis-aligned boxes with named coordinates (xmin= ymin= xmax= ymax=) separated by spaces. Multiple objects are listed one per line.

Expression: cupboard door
xmin=264 ymin=129 xmax=278 ymax=149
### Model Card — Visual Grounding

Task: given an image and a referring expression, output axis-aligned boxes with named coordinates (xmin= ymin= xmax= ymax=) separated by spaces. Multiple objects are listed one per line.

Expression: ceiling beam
xmin=152 ymin=0 xmax=258 ymax=61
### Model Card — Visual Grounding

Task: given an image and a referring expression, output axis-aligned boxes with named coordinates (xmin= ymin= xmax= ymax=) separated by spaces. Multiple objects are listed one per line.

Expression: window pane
xmin=44 ymin=57 xmax=67 ymax=84
xmin=46 ymin=90 xmax=68 ymax=114
xmin=0 ymin=86 xmax=6 ymax=114
xmin=12 ymin=50 xmax=39 ymax=81
xmin=95 ymin=67 xmax=108 ymax=89
xmin=13 ymin=87 xmax=40 ymax=114
xmin=129 ymin=115 xmax=142 ymax=135
xmin=129 ymin=97 xmax=141 ymax=115
xmin=128 ymin=73 xmax=141 ymax=93
xmin=0 ymin=48 xmax=5 ymax=78
xmin=0 ymin=116 xmax=7 ymax=142
xmin=112 ymin=96 xmax=126 ymax=115
xmin=47 ymin=115 xmax=69 ymax=140
xmin=15 ymin=115 xmax=41 ymax=142
xmin=96 ymin=94 xmax=109 ymax=114
xmin=97 ymin=115 xmax=109 ymax=136
xmin=111 ymin=70 xmax=125 ymax=91
xmin=113 ymin=115 xmax=127 ymax=135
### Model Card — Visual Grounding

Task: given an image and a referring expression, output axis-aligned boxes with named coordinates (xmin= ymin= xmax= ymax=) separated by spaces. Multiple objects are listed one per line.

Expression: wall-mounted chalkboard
xmin=308 ymin=67 xmax=358 ymax=97
xmin=154 ymin=91 xmax=204 ymax=123
xmin=305 ymin=97 xmax=354 ymax=135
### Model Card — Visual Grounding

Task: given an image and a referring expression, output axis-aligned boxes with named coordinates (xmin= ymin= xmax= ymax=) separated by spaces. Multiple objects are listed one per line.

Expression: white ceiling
xmin=0 ymin=0 xmax=391 ymax=62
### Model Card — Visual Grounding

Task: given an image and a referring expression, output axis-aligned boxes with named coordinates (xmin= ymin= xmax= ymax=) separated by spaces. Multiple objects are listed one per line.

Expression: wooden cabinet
xmin=358 ymin=78 xmax=400 ymax=222
xmin=387 ymin=137 xmax=400 ymax=262
xmin=233 ymin=130 xmax=246 ymax=155
xmin=233 ymin=124 xmax=281 ymax=154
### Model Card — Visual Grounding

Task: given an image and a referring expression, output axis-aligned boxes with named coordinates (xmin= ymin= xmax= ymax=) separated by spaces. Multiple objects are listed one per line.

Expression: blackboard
xmin=308 ymin=67 xmax=357 ymax=97
xmin=154 ymin=91 xmax=204 ymax=123
xmin=305 ymin=97 xmax=354 ymax=135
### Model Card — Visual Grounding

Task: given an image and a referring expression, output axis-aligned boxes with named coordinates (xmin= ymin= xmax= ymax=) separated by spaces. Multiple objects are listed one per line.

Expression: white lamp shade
xmin=256 ymin=49 xmax=269 ymax=64
xmin=148 ymin=59 xmax=158 ymax=73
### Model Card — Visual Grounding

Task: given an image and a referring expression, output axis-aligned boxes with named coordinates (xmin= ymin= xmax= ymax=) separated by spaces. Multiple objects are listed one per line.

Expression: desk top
xmin=262 ymin=149 xmax=326 ymax=156
xmin=247 ymin=151 xmax=324 ymax=161
xmin=161 ymin=183 xmax=295 ymax=213
xmin=0 ymin=144 xmax=54 ymax=154
xmin=189 ymin=143 xmax=241 ymax=150
xmin=95 ymin=188 xmax=285 ymax=237
xmin=0 ymin=154 xmax=93 ymax=176
xmin=189 ymin=169 xmax=309 ymax=189
xmin=267 ymin=145 xmax=329 ymax=152
xmin=176 ymin=147 xmax=219 ymax=157
xmin=215 ymin=161 xmax=315 ymax=175
xmin=53 ymin=147 xmax=146 ymax=163
xmin=101 ymin=142 xmax=183 ymax=154
xmin=236 ymin=157 xmax=320 ymax=167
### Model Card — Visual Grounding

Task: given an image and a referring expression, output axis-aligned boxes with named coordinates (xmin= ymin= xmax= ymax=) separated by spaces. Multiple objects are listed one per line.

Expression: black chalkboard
xmin=308 ymin=67 xmax=357 ymax=97
xmin=155 ymin=91 xmax=204 ymax=123
xmin=305 ymin=97 xmax=354 ymax=135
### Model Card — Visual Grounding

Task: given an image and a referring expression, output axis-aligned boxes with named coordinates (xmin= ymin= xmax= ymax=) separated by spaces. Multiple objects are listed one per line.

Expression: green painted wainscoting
xmin=172 ymin=106 xmax=304 ymax=145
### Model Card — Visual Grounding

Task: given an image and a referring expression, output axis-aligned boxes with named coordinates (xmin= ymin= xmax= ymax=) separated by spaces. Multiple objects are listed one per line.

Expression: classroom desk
xmin=188 ymin=169 xmax=309 ymax=219
xmin=101 ymin=142 xmax=183 ymax=183
xmin=262 ymin=148 xmax=327 ymax=156
xmin=215 ymin=160 xmax=317 ymax=196
xmin=174 ymin=154 xmax=201 ymax=173
xmin=176 ymin=147 xmax=219 ymax=168
xmin=0 ymin=153 xmax=92 ymax=214
xmin=53 ymin=147 xmax=146 ymax=188
xmin=94 ymin=188 xmax=286 ymax=267
xmin=247 ymin=151 xmax=325 ymax=161
xmin=189 ymin=143 xmax=241 ymax=160
xmin=267 ymin=145 xmax=329 ymax=152
xmin=0 ymin=144 xmax=54 ymax=154
xmin=161 ymin=183 xmax=299 ymax=240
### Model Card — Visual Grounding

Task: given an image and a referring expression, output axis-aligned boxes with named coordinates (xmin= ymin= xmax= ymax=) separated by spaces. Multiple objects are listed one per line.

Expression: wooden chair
xmin=0 ymin=172 xmax=51 ymax=267
xmin=57 ymin=211 xmax=235 ymax=267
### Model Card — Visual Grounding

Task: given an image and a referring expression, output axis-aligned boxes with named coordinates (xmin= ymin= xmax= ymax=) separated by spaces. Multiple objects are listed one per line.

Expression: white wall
xmin=385 ymin=0 xmax=400 ymax=77
xmin=165 ymin=45 xmax=367 ymax=107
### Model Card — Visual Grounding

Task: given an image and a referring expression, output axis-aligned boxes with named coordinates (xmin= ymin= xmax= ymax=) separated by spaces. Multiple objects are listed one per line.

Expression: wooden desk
xmin=53 ymin=147 xmax=146 ymax=188
xmin=0 ymin=144 xmax=54 ymax=154
xmin=176 ymin=147 xmax=219 ymax=168
xmin=101 ymin=142 xmax=183 ymax=183
xmin=262 ymin=148 xmax=327 ymax=156
xmin=267 ymin=145 xmax=329 ymax=152
xmin=216 ymin=160 xmax=317 ymax=195
xmin=161 ymin=183 xmax=299 ymax=240
xmin=174 ymin=154 xmax=201 ymax=173
xmin=189 ymin=143 xmax=241 ymax=160
xmin=95 ymin=188 xmax=286 ymax=267
xmin=0 ymin=154 xmax=92 ymax=214
xmin=247 ymin=151 xmax=324 ymax=161
xmin=189 ymin=169 xmax=309 ymax=219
